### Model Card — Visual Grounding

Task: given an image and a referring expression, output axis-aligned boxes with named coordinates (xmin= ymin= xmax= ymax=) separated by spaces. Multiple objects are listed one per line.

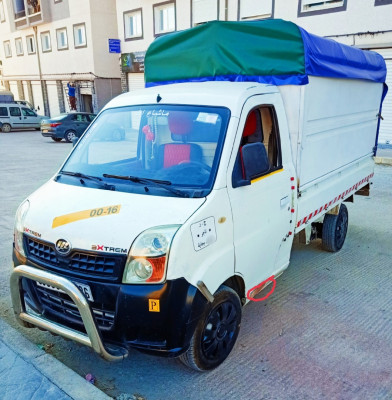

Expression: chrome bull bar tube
xmin=10 ymin=265 xmax=128 ymax=361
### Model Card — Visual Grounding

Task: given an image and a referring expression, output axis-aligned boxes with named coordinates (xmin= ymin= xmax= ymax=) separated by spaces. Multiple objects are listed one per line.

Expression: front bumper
xmin=11 ymin=248 xmax=207 ymax=359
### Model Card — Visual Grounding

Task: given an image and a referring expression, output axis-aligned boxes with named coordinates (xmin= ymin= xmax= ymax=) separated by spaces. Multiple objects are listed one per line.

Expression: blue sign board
xmin=108 ymin=39 xmax=121 ymax=54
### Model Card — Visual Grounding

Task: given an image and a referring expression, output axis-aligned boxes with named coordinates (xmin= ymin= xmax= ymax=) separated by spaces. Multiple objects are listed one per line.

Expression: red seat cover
xmin=163 ymin=144 xmax=191 ymax=168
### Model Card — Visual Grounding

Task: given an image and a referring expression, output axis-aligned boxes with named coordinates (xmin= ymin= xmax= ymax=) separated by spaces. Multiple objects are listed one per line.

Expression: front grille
xmin=35 ymin=284 xmax=115 ymax=330
xmin=27 ymin=238 xmax=58 ymax=263
xmin=24 ymin=236 xmax=126 ymax=282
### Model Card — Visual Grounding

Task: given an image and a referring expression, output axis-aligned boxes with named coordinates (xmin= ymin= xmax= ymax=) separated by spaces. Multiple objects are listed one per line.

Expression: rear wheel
xmin=1 ymin=123 xmax=11 ymax=133
xmin=65 ymin=130 xmax=76 ymax=143
xmin=322 ymin=204 xmax=348 ymax=252
xmin=179 ymin=285 xmax=241 ymax=371
xmin=51 ymin=137 xmax=62 ymax=142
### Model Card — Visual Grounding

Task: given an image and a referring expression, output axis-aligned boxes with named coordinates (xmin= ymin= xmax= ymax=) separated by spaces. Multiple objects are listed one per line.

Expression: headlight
xmin=14 ymin=200 xmax=30 ymax=257
xmin=123 ymin=225 xmax=180 ymax=284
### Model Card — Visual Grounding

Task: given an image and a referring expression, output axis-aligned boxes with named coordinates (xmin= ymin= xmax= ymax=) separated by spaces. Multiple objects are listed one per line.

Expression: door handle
xmin=280 ymin=196 xmax=289 ymax=208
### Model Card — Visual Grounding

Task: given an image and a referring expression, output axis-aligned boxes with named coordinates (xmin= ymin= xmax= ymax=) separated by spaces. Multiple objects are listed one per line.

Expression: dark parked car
xmin=41 ymin=112 xmax=96 ymax=142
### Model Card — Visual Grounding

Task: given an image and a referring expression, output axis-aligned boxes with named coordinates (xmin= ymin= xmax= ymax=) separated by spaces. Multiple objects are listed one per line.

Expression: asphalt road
xmin=1 ymin=130 xmax=392 ymax=400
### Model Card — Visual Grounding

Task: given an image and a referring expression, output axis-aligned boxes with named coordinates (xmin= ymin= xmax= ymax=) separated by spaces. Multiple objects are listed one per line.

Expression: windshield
xmin=60 ymin=105 xmax=230 ymax=198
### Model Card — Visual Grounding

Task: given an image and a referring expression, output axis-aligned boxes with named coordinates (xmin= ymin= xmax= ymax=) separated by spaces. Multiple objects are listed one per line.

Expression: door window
xmin=10 ymin=107 xmax=21 ymax=117
xmin=22 ymin=108 xmax=36 ymax=117
xmin=76 ymin=114 xmax=89 ymax=122
xmin=232 ymin=106 xmax=282 ymax=187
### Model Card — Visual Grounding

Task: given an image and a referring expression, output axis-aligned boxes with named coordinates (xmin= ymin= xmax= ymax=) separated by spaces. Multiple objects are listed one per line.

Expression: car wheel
xmin=322 ymin=203 xmax=349 ymax=252
xmin=65 ymin=130 xmax=76 ymax=143
xmin=179 ymin=285 xmax=242 ymax=371
xmin=35 ymin=128 xmax=41 ymax=131
xmin=1 ymin=123 xmax=11 ymax=133
xmin=51 ymin=137 xmax=62 ymax=142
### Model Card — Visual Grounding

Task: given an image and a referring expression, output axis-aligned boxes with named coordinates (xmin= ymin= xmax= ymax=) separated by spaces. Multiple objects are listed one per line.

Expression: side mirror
xmin=72 ymin=137 xmax=79 ymax=147
xmin=241 ymin=142 xmax=270 ymax=181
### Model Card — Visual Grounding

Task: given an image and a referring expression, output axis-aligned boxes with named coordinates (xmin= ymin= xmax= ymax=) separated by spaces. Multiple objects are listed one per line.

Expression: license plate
xmin=36 ymin=281 xmax=94 ymax=302
xmin=73 ymin=281 xmax=94 ymax=302
xmin=42 ymin=129 xmax=48 ymax=133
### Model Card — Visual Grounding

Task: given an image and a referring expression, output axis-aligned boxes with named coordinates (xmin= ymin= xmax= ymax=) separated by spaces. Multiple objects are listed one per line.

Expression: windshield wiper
xmin=103 ymin=174 xmax=189 ymax=198
xmin=57 ymin=171 xmax=115 ymax=190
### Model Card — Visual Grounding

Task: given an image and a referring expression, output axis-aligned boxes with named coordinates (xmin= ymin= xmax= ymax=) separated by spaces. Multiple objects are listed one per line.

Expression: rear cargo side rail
xmin=10 ymin=265 xmax=128 ymax=361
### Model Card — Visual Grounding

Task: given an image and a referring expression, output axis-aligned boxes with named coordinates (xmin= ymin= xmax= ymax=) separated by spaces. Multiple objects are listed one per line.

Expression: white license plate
xmin=36 ymin=281 xmax=94 ymax=302
xmin=73 ymin=281 xmax=94 ymax=302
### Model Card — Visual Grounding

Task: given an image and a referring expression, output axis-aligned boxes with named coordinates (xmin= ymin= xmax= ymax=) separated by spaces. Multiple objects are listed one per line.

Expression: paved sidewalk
xmin=0 ymin=319 xmax=111 ymax=400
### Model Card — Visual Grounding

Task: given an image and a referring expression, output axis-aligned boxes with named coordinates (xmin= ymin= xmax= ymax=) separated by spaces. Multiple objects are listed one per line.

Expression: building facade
xmin=0 ymin=0 xmax=122 ymax=116
xmin=116 ymin=0 xmax=392 ymax=144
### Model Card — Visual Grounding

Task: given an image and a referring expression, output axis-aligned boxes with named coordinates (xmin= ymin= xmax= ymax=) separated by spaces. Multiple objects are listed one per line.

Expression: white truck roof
xmin=104 ymin=81 xmax=279 ymax=116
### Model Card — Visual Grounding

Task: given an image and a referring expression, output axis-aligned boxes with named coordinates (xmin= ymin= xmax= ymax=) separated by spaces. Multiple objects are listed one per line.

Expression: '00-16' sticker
xmin=52 ymin=205 xmax=121 ymax=228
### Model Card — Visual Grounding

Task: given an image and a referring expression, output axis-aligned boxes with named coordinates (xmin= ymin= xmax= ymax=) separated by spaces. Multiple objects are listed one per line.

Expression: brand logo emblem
xmin=55 ymin=239 xmax=71 ymax=255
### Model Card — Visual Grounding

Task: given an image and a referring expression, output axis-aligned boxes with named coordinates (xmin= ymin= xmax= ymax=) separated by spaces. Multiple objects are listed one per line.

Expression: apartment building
xmin=0 ymin=0 xmax=121 ymax=116
xmin=116 ymin=0 xmax=392 ymax=144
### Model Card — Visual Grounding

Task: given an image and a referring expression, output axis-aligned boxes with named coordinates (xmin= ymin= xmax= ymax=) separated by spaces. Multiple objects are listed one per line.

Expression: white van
xmin=10 ymin=20 xmax=387 ymax=371
xmin=0 ymin=103 xmax=47 ymax=132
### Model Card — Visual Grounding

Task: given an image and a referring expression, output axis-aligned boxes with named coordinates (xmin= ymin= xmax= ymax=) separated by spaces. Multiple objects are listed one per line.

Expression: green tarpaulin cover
xmin=144 ymin=19 xmax=386 ymax=87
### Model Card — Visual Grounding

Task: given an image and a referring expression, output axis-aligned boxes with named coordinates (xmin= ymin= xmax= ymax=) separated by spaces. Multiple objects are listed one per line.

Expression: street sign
xmin=108 ymin=39 xmax=121 ymax=54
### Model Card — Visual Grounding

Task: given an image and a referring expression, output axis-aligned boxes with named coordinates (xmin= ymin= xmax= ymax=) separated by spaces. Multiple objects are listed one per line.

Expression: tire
xmin=322 ymin=203 xmax=348 ymax=252
xmin=65 ymin=130 xmax=76 ymax=143
xmin=1 ymin=123 xmax=11 ymax=133
xmin=179 ymin=285 xmax=242 ymax=371
xmin=51 ymin=137 xmax=62 ymax=142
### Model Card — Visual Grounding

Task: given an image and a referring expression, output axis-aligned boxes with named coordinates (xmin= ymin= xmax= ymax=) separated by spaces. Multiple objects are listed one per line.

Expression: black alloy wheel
xmin=179 ymin=285 xmax=242 ymax=371
xmin=322 ymin=203 xmax=349 ymax=252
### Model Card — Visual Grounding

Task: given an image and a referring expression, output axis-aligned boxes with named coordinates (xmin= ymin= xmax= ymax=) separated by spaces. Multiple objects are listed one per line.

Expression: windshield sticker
xmin=147 ymin=110 xmax=169 ymax=117
xmin=91 ymin=244 xmax=127 ymax=254
xmin=52 ymin=205 xmax=121 ymax=229
xmin=24 ymin=227 xmax=41 ymax=238
xmin=196 ymin=113 xmax=218 ymax=124
xmin=190 ymin=217 xmax=217 ymax=251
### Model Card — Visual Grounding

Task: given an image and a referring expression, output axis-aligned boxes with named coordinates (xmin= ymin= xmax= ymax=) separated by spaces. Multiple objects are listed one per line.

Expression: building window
xmin=0 ymin=0 xmax=6 ymax=22
xmin=153 ymin=1 xmax=175 ymax=36
xmin=124 ymin=8 xmax=143 ymax=40
xmin=15 ymin=37 xmax=23 ymax=55
xmin=27 ymin=0 xmax=41 ymax=15
xmin=298 ymin=0 xmax=346 ymax=16
xmin=13 ymin=0 xmax=26 ymax=19
xmin=239 ymin=0 xmax=273 ymax=20
xmin=41 ymin=31 xmax=51 ymax=52
xmin=3 ymin=40 xmax=11 ymax=57
xmin=73 ymin=23 xmax=87 ymax=48
xmin=56 ymin=27 xmax=68 ymax=50
xmin=26 ymin=35 xmax=36 ymax=54
xmin=192 ymin=0 xmax=218 ymax=26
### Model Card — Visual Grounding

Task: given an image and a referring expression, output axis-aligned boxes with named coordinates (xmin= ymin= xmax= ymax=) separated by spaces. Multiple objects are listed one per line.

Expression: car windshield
xmin=60 ymin=105 xmax=230 ymax=198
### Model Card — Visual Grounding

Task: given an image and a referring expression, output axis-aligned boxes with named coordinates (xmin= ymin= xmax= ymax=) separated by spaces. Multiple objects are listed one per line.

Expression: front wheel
xmin=322 ymin=203 xmax=348 ymax=252
xmin=65 ymin=130 xmax=76 ymax=143
xmin=1 ymin=123 xmax=11 ymax=133
xmin=179 ymin=285 xmax=241 ymax=371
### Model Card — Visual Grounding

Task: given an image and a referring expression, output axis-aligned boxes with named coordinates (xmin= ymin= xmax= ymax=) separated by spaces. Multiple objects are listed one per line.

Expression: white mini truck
xmin=11 ymin=20 xmax=387 ymax=370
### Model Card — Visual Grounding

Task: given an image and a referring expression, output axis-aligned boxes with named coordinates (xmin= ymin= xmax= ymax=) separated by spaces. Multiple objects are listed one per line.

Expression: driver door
xmin=228 ymin=95 xmax=294 ymax=293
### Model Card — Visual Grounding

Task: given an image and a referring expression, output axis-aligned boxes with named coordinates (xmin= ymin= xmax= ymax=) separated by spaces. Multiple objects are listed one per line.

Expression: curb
xmin=374 ymin=156 xmax=392 ymax=165
xmin=0 ymin=318 xmax=112 ymax=400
